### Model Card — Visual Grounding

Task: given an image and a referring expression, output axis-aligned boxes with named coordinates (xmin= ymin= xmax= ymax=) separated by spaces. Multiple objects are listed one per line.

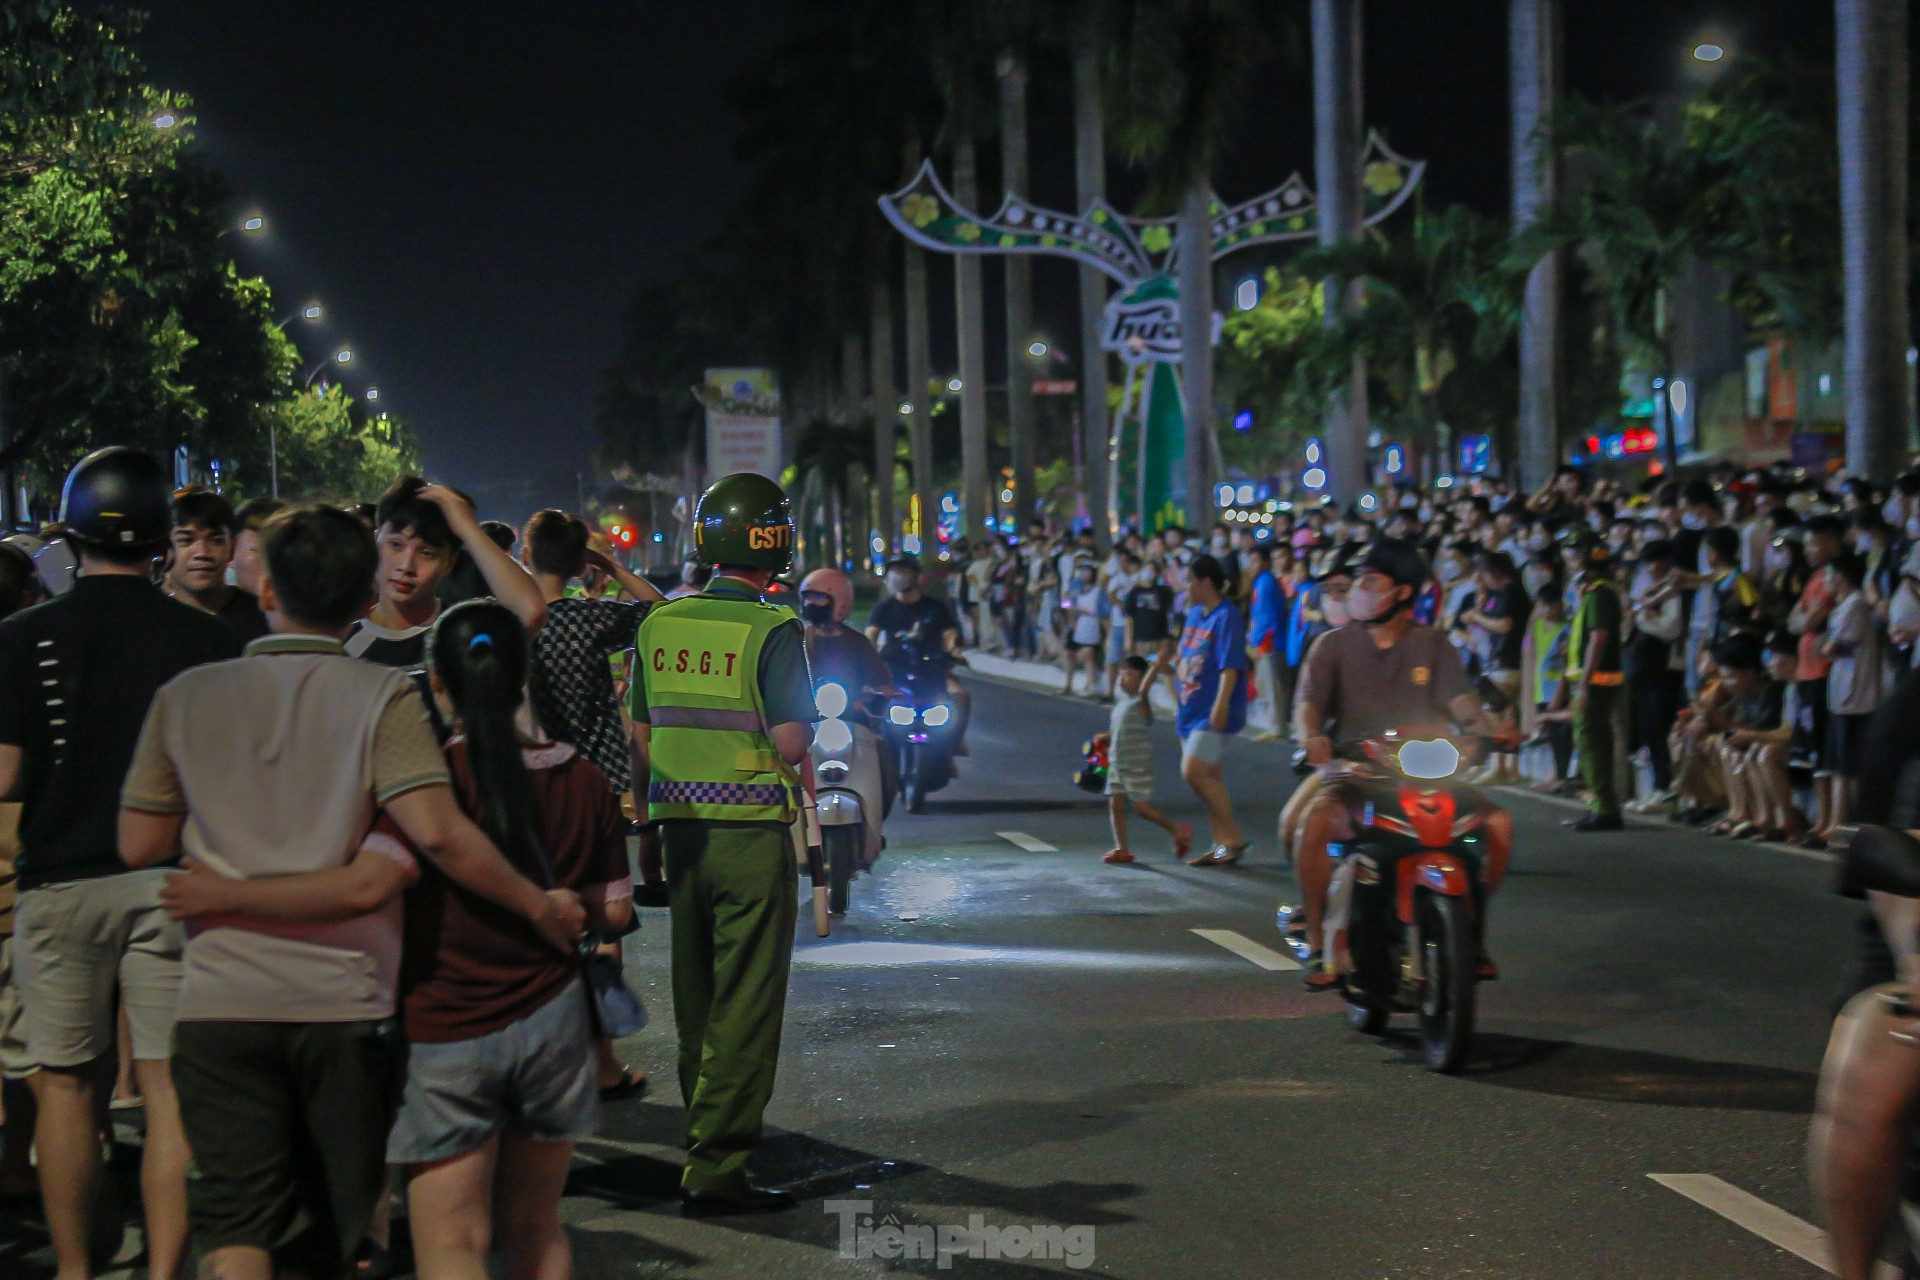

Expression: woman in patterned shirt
xmin=521 ymin=509 xmax=663 ymax=1101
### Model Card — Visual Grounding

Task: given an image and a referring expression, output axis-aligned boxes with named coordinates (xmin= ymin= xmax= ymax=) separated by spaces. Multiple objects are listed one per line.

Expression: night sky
xmin=119 ymin=0 xmax=1819 ymax=518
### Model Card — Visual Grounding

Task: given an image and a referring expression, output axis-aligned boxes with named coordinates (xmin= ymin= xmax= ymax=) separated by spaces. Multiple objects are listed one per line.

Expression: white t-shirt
xmin=1070 ymin=587 xmax=1106 ymax=646
xmin=1827 ymin=591 xmax=1884 ymax=715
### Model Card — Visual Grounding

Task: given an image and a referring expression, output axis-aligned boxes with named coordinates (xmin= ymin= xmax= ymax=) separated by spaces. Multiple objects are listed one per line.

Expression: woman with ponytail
xmin=385 ymin=599 xmax=632 ymax=1280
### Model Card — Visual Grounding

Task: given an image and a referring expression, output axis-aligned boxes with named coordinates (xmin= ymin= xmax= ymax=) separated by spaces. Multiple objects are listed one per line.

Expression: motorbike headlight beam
xmin=888 ymin=704 xmax=915 ymax=726
xmin=922 ymin=703 xmax=952 ymax=727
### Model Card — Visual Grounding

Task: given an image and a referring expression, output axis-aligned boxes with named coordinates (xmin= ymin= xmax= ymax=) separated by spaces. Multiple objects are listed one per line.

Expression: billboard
xmin=701 ymin=368 xmax=781 ymax=483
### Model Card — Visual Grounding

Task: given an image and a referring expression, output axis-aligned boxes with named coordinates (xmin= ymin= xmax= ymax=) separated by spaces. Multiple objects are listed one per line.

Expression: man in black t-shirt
xmin=1123 ymin=572 xmax=1175 ymax=657
xmin=0 ymin=449 xmax=239 ymax=1280
xmin=162 ymin=487 xmax=270 ymax=643
xmin=865 ymin=556 xmax=969 ymax=749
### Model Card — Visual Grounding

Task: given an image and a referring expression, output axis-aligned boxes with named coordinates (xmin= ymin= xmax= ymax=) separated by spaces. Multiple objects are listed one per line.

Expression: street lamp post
xmin=279 ymin=349 xmax=353 ymax=498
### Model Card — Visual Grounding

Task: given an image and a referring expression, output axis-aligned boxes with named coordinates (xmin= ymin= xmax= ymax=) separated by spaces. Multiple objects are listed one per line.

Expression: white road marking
xmin=1191 ymin=928 xmax=1302 ymax=971
xmin=996 ymin=831 xmax=1057 ymax=853
xmin=1649 ymin=1173 xmax=1901 ymax=1278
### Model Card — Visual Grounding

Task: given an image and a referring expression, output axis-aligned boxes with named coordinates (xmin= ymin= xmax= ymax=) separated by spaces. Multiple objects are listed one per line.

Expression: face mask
xmin=1681 ymin=512 xmax=1708 ymax=530
xmin=1346 ymin=582 xmax=1397 ymax=624
xmin=1587 ymin=513 xmax=1606 ymax=533
xmin=801 ymin=601 xmax=834 ymax=625
xmin=1211 ymin=535 xmax=1229 ymax=553
xmin=1608 ymin=531 xmax=1630 ymax=549
xmin=1323 ymin=596 xmax=1351 ymax=627
xmin=885 ymin=572 xmax=912 ymax=595
xmin=1523 ymin=566 xmax=1553 ymax=595
xmin=1417 ymin=504 xmax=1434 ymax=522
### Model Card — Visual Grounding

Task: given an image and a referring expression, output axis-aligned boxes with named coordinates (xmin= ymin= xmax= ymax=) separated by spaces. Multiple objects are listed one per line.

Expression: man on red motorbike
xmin=1287 ymin=538 xmax=1513 ymax=991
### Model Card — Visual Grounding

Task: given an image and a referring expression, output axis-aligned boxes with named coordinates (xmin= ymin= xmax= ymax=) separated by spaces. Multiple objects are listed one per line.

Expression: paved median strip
xmin=996 ymin=831 xmax=1058 ymax=853
xmin=1648 ymin=1173 xmax=1900 ymax=1278
xmin=1191 ymin=928 xmax=1302 ymax=971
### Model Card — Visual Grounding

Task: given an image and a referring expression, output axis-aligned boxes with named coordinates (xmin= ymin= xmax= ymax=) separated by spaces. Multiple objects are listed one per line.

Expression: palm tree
xmin=999 ymin=47 xmax=1037 ymax=533
xmin=867 ymin=271 xmax=898 ymax=560
xmin=1687 ymin=55 xmax=1841 ymax=426
xmin=1518 ymin=96 xmax=1736 ymax=471
xmin=1294 ymin=204 xmax=1513 ymax=482
xmin=1835 ymin=0 xmax=1910 ymax=480
xmin=1070 ymin=6 xmax=1112 ymax=548
xmin=1311 ymin=0 xmax=1367 ymax=503
xmin=1509 ymin=0 xmax=1562 ymax=490
xmin=1110 ymin=0 xmax=1287 ymax=527
xmin=794 ymin=415 xmax=872 ymax=568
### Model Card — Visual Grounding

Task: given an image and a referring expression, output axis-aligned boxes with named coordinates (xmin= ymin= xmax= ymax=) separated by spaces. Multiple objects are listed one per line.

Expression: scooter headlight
xmin=814 ymin=718 xmax=853 ymax=755
xmin=922 ymin=703 xmax=952 ymax=727
xmin=817 ymin=758 xmax=851 ymax=778
xmin=1397 ymin=738 xmax=1460 ymax=780
xmin=815 ymin=682 xmax=848 ymax=720
xmin=888 ymin=704 xmax=915 ymax=726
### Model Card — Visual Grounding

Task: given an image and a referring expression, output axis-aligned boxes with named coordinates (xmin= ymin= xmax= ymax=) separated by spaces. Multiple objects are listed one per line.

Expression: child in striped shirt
xmin=1103 ymin=656 xmax=1194 ymax=864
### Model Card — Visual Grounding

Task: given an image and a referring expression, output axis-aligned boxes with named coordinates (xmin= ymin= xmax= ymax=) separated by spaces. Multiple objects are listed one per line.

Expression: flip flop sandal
xmin=1302 ymin=955 xmax=1339 ymax=993
xmin=599 ymin=1069 xmax=650 ymax=1103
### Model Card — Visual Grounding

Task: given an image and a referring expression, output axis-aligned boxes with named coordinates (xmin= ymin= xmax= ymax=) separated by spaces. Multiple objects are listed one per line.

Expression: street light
xmin=300 ymin=348 xmax=353 ymax=391
xmin=152 ymin=113 xmax=177 ymax=129
xmin=1692 ymin=42 xmax=1725 ymax=62
xmin=947 ymin=377 xmax=963 ymax=392
xmin=241 ymin=216 xmax=265 ymax=232
xmin=274 ymin=303 xmax=322 ymax=328
xmin=365 ymin=388 xmax=379 ymax=402
xmin=1027 ymin=341 xmax=1048 ymax=358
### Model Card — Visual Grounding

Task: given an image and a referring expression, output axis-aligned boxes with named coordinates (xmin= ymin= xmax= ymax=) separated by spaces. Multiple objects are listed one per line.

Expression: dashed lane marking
xmin=1191 ymin=927 xmax=1302 ymax=971
xmin=996 ymin=831 xmax=1058 ymax=853
xmin=1649 ymin=1173 xmax=1900 ymax=1278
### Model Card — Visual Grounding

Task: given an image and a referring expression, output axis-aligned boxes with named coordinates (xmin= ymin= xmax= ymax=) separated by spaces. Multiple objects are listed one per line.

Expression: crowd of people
xmin=940 ymin=459 xmax=1920 ymax=866
xmin=0 ymin=450 xmax=679 ymax=1280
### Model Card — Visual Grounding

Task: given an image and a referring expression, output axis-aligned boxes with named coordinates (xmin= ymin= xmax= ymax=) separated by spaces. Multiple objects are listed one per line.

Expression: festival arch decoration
xmin=880 ymin=132 xmax=1425 ymax=532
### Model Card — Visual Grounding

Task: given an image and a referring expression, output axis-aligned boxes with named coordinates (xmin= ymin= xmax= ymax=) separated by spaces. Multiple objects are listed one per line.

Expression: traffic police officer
xmin=627 ymin=472 xmax=815 ymax=1217
xmin=1555 ymin=526 xmax=1626 ymax=831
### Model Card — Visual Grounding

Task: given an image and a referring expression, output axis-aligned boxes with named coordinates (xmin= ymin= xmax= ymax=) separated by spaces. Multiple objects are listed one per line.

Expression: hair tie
xmin=468 ymin=632 xmax=493 ymax=652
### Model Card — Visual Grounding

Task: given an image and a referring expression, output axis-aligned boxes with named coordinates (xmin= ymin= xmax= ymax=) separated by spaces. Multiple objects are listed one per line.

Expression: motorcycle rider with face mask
xmin=1284 ymin=538 xmax=1513 ymax=991
xmin=865 ymin=556 xmax=971 ymax=753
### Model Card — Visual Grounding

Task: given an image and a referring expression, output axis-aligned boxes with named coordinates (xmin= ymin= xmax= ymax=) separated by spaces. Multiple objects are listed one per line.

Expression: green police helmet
xmin=694 ymin=472 xmax=795 ymax=573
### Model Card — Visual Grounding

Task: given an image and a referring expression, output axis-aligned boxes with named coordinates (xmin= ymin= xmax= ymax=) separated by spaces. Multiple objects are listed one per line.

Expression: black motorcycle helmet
xmin=59 ymin=447 xmax=171 ymax=554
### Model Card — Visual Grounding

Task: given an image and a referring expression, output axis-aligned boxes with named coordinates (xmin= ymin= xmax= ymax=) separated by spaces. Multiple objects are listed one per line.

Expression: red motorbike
xmin=1316 ymin=729 xmax=1498 ymax=1073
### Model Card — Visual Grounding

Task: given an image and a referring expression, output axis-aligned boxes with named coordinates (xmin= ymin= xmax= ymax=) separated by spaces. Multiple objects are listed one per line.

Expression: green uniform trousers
xmin=660 ymin=820 xmax=796 ymax=1192
xmin=1574 ymin=685 xmax=1623 ymax=818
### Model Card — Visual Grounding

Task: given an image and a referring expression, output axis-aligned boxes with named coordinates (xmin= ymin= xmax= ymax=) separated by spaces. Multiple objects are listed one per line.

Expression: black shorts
xmin=1827 ymin=710 xmax=1873 ymax=778
xmin=1793 ymin=678 xmax=1830 ymax=772
xmin=172 ymin=1018 xmax=407 ymax=1271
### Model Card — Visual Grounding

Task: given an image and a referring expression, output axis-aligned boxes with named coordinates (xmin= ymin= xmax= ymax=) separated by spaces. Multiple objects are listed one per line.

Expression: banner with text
xmin=701 ymin=368 xmax=782 ymax=483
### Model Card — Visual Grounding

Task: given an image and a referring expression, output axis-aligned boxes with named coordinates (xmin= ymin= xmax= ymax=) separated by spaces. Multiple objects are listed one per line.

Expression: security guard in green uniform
xmin=1554 ymin=526 xmax=1625 ymax=831
xmin=627 ymin=472 xmax=816 ymax=1217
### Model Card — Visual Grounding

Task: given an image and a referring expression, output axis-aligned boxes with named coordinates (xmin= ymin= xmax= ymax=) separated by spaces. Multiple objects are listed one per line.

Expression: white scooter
xmin=810 ymin=681 xmax=887 ymax=915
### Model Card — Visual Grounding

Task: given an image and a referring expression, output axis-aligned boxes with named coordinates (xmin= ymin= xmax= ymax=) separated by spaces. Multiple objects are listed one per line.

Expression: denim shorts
xmin=386 ymin=976 xmax=599 ymax=1164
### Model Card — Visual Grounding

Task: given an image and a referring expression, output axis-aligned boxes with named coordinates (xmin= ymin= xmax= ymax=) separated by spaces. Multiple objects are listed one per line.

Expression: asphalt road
xmin=5 ymin=671 xmax=1871 ymax=1279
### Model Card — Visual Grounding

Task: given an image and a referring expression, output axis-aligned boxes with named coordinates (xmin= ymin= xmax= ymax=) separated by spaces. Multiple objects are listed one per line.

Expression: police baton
xmin=800 ymin=770 xmax=831 ymax=937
